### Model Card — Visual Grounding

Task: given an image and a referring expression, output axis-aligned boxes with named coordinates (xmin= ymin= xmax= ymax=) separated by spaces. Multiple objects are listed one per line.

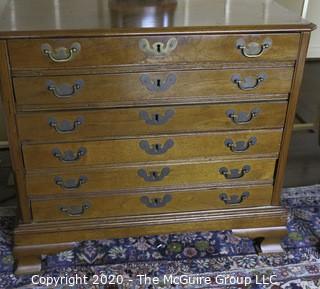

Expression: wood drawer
xmin=30 ymin=185 xmax=273 ymax=222
xmin=22 ymin=130 xmax=282 ymax=170
xmin=17 ymin=102 xmax=287 ymax=142
xmin=13 ymin=68 xmax=294 ymax=109
xmin=26 ymin=158 xmax=276 ymax=196
xmin=8 ymin=34 xmax=299 ymax=70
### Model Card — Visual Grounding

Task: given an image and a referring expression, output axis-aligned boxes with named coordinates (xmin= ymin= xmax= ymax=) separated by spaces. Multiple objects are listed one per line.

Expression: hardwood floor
xmin=0 ymin=61 xmax=319 ymax=211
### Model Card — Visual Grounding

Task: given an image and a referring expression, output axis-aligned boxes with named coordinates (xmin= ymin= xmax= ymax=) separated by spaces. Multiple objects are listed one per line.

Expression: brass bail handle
xmin=47 ymin=80 xmax=84 ymax=98
xmin=59 ymin=202 xmax=90 ymax=217
xmin=219 ymin=192 xmax=250 ymax=205
xmin=219 ymin=165 xmax=251 ymax=179
xmin=232 ymin=73 xmax=267 ymax=91
xmin=41 ymin=42 xmax=81 ymax=63
xmin=48 ymin=116 xmax=84 ymax=134
xmin=226 ymin=108 xmax=260 ymax=124
xmin=236 ymin=38 xmax=272 ymax=58
xmin=224 ymin=136 xmax=257 ymax=153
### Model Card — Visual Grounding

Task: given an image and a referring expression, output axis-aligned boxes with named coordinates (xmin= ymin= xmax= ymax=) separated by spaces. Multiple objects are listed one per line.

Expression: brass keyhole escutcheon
xmin=154 ymin=144 xmax=160 ymax=152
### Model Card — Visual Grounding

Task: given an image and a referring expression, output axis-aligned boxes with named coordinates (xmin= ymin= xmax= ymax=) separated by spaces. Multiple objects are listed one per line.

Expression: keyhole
xmin=152 ymin=171 xmax=158 ymax=178
xmin=154 ymin=144 xmax=160 ymax=152
xmin=156 ymin=79 xmax=161 ymax=87
xmin=153 ymin=198 xmax=159 ymax=205
xmin=154 ymin=114 xmax=160 ymax=122
xmin=156 ymin=44 xmax=161 ymax=53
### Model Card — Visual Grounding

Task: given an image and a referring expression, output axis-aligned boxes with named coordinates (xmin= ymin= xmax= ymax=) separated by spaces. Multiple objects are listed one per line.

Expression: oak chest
xmin=0 ymin=0 xmax=315 ymax=274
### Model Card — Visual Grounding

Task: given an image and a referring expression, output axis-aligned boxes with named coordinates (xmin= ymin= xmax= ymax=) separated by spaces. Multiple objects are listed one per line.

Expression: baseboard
xmin=0 ymin=141 xmax=9 ymax=148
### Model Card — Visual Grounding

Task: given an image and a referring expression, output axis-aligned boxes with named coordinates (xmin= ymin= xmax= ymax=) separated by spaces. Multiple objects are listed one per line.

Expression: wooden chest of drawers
xmin=0 ymin=0 xmax=315 ymax=274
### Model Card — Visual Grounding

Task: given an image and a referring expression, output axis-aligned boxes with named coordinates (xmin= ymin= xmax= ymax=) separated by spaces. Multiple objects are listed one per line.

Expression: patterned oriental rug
xmin=0 ymin=185 xmax=319 ymax=289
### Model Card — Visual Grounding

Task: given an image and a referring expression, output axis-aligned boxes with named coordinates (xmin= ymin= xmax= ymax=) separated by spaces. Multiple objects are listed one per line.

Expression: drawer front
xmin=14 ymin=68 xmax=294 ymax=108
xmin=9 ymin=34 xmax=299 ymax=69
xmin=17 ymin=102 xmax=287 ymax=142
xmin=30 ymin=185 xmax=273 ymax=222
xmin=22 ymin=130 xmax=282 ymax=170
xmin=26 ymin=158 xmax=276 ymax=196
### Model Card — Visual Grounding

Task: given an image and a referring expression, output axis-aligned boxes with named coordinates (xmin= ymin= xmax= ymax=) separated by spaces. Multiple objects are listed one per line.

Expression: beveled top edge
xmin=0 ymin=23 xmax=316 ymax=39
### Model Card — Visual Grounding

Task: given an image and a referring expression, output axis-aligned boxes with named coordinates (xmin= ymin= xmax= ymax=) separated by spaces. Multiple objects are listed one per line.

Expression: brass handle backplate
xmin=140 ymin=73 xmax=176 ymax=92
xmin=54 ymin=176 xmax=87 ymax=190
xmin=59 ymin=202 xmax=90 ymax=217
xmin=52 ymin=147 xmax=87 ymax=163
xmin=232 ymin=74 xmax=267 ymax=91
xmin=140 ymin=194 xmax=172 ymax=208
xmin=226 ymin=108 xmax=260 ymax=124
xmin=138 ymin=167 xmax=170 ymax=182
xmin=219 ymin=192 xmax=250 ymax=205
xmin=47 ymin=80 xmax=84 ymax=98
xmin=219 ymin=165 xmax=251 ymax=179
xmin=224 ymin=136 xmax=257 ymax=152
xmin=236 ymin=38 xmax=272 ymax=58
xmin=41 ymin=42 xmax=81 ymax=63
xmin=139 ymin=109 xmax=175 ymax=125
xmin=139 ymin=38 xmax=178 ymax=57
xmin=139 ymin=139 xmax=174 ymax=155
xmin=48 ymin=116 xmax=84 ymax=134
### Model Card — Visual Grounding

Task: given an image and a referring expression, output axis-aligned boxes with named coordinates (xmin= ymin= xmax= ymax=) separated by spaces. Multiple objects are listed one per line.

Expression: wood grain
xmin=13 ymin=205 xmax=287 ymax=272
xmin=8 ymin=34 xmax=300 ymax=70
xmin=25 ymin=158 xmax=277 ymax=196
xmin=13 ymin=68 xmax=294 ymax=109
xmin=11 ymin=61 xmax=296 ymax=78
xmin=14 ymin=206 xmax=288 ymax=245
xmin=17 ymin=102 xmax=288 ymax=142
xmin=30 ymin=185 xmax=273 ymax=222
xmin=22 ymin=130 xmax=282 ymax=170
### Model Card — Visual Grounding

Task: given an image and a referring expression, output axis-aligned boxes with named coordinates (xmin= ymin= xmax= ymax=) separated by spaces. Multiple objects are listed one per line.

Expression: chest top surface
xmin=0 ymin=0 xmax=315 ymax=38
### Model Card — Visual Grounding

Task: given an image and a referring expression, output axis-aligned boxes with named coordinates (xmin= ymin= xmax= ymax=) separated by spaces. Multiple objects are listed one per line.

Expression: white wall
xmin=277 ymin=0 xmax=320 ymax=58
xmin=275 ymin=0 xmax=305 ymax=14
xmin=306 ymin=0 xmax=320 ymax=58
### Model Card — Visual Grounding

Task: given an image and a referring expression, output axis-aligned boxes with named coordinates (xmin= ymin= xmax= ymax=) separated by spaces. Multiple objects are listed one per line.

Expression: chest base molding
xmin=13 ymin=206 xmax=287 ymax=274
